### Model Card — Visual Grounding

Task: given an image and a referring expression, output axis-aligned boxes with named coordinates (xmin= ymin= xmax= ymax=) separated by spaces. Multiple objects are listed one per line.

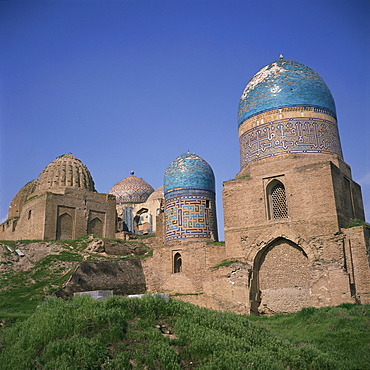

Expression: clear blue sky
xmin=1 ymin=0 xmax=369 ymax=239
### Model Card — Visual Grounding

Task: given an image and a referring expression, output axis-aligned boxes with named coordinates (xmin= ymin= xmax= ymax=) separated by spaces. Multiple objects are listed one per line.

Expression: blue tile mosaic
xmin=164 ymin=153 xmax=217 ymax=241
xmin=238 ymin=60 xmax=336 ymax=126
xmin=165 ymin=192 xmax=217 ymax=241
xmin=164 ymin=153 xmax=215 ymax=194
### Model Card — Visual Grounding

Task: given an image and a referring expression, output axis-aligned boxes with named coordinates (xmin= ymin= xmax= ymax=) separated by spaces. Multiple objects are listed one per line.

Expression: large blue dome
xmin=238 ymin=60 xmax=336 ymax=126
xmin=164 ymin=153 xmax=215 ymax=194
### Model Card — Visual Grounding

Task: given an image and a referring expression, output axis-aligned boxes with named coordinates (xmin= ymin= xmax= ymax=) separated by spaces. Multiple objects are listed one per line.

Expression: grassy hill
xmin=0 ymin=238 xmax=369 ymax=369
xmin=0 ymin=236 xmax=150 ymax=319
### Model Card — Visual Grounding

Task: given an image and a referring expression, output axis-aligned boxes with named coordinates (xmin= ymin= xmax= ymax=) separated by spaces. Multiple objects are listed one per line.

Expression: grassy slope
xmin=0 ymin=237 xmax=93 ymax=319
xmin=0 ymin=238 xmax=369 ymax=369
xmin=0 ymin=296 xmax=369 ymax=369
xmin=0 ymin=237 xmax=150 ymax=320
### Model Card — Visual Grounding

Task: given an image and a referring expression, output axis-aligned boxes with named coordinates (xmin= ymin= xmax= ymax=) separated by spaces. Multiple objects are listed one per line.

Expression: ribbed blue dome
xmin=164 ymin=153 xmax=215 ymax=194
xmin=238 ymin=60 xmax=336 ymax=126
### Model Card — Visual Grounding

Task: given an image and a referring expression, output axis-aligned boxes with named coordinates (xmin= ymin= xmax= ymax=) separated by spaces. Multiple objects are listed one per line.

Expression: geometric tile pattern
xmin=238 ymin=59 xmax=336 ymax=126
xmin=109 ymin=174 xmax=154 ymax=204
xmin=164 ymin=153 xmax=217 ymax=241
xmin=165 ymin=189 xmax=217 ymax=241
xmin=239 ymin=116 xmax=342 ymax=168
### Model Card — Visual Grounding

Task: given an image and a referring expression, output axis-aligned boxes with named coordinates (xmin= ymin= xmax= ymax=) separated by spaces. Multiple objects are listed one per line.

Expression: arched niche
xmin=173 ymin=252 xmax=182 ymax=273
xmin=56 ymin=213 xmax=73 ymax=240
xmin=250 ymin=238 xmax=310 ymax=314
xmin=88 ymin=217 xmax=103 ymax=237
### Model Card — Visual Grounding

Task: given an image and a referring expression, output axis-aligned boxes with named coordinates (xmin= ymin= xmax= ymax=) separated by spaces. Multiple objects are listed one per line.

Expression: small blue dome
xmin=164 ymin=153 xmax=215 ymax=194
xmin=238 ymin=60 xmax=336 ymax=126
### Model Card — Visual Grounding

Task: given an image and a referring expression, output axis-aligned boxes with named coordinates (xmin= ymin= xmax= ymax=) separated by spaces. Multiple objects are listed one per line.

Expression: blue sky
xmin=1 ymin=0 xmax=369 ymax=239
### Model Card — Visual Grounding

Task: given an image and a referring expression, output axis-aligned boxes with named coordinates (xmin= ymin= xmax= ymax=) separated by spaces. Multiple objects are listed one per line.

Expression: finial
xmin=130 ymin=171 xmax=134 ymax=175
xmin=279 ymin=54 xmax=284 ymax=60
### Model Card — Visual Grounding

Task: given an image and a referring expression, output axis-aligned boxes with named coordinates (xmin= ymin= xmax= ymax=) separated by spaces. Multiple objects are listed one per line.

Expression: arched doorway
xmin=88 ymin=218 xmax=103 ymax=237
xmin=56 ymin=213 xmax=73 ymax=240
xmin=250 ymin=238 xmax=310 ymax=314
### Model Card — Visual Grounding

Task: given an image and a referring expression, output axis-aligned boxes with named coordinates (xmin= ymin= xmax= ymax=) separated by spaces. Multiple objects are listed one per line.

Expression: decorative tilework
xmin=238 ymin=60 xmax=336 ymax=126
xmin=164 ymin=153 xmax=215 ymax=193
xmin=164 ymin=153 xmax=218 ymax=241
xmin=109 ymin=175 xmax=154 ymax=204
xmin=165 ymin=190 xmax=217 ymax=241
xmin=239 ymin=116 xmax=343 ymax=168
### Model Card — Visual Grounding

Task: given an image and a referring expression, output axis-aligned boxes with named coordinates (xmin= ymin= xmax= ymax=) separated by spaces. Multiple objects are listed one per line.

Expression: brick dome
xmin=36 ymin=153 xmax=95 ymax=192
xmin=238 ymin=59 xmax=336 ymax=126
xmin=147 ymin=185 xmax=164 ymax=202
xmin=164 ymin=153 xmax=215 ymax=195
xmin=109 ymin=174 xmax=154 ymax=204
xmin=8 ymin=179 xmax=37 ymax=219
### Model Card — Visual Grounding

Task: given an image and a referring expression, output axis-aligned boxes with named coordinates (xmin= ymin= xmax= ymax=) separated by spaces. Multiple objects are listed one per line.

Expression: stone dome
xmin=109 ymin=174 xmax=154 ymax=204
xmin=238 ymin=59 xmax=336 ymax=126
xmin=147 ymin=186 xmax=164 ymax=202
xmin=164 ymin=153 xmax=215 ymax=194
xmin=36 ymin=153 xmax=95 ymax=192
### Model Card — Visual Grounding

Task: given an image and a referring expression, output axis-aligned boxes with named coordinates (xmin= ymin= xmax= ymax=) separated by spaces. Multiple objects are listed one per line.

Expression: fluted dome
xmin=164 ymin=153 xmax=215 ymax=194
xmin=36 ymin=153 xmax=95 ymax=192
xmin=238 ymin=60 xmax=336 ymax=126
xmin=109 ymin=174 xmax=154 ymax=204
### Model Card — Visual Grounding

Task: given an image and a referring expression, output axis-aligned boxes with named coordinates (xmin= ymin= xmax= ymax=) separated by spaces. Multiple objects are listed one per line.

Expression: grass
xmin=1 ymin=296 xmax=369 ymax=369
xmin=0 ymin=236 xmax=152 ymax=319
xmin=250 ymin=304 xmax=370 ymax=369
xmin=1 ymin=238 xmax=369 ymax=368
xmin=206 ymin=241 xmax=225 ymax=245
xmin=211 ymin=259 xmax=246 ymax=268
xmin=344 ymin=219 xmax=370 ymax=228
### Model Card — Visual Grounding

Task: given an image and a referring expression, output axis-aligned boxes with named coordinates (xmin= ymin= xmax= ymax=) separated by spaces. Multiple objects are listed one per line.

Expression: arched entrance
xmin=250 ymin=238 xmax=310 ymax=314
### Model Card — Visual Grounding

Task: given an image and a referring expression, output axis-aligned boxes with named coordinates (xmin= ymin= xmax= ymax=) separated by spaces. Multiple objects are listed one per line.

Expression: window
xmin=28 ymin=210 xmax=32 ymax=220
xmin=267 ymin=180 xmax=288 ymax=219
xmin=173 ymin=252 xmax=182 ymax=273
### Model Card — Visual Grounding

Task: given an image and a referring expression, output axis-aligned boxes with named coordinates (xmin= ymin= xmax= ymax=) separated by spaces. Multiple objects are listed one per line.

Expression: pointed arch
xmin=266 ymin=179 xmax=288 ymax=219
xmin=56 ymin=213 xmax=73 ymax=240
xmin=250 ymin=238 xmax=310 ymax=314
xmin=88 ymin=217 xmax=103 ymax=237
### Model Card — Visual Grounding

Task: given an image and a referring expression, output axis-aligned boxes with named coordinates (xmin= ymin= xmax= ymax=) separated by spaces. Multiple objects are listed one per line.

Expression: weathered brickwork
xmin=1 ymin=59 xmax=369 ymax=316
xmin=0 ymin=154 xmax=116 ymax=241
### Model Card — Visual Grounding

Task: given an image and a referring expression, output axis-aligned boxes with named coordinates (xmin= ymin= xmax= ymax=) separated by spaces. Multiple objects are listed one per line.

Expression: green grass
xmin=0 ymin=237 xmax=153 ymax=319
xmin=1 ymin=296 xmax=368 ymax=369
xmin=206 ymin=241 xmax=225 ymax=245
xmin=344 ymin=219 xmax=370 ymax=228
xmin=1 ymin=238 xmax=369 ymax=368
xmin=250 ymin=304 xmax=370 ymax=369
xmin=211 ymin=259 xmax=245 ymax=268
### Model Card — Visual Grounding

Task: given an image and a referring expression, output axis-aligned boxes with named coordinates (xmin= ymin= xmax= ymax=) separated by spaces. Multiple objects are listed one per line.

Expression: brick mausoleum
xmin=1 ymin=58 xmax=369 ymax=314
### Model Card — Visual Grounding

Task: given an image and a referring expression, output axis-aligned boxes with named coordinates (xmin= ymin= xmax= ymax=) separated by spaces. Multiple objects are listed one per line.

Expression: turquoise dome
xmin=238 ymin=60 xmax=336 ymax=126
xmin=164 ymin=153 xmax=215 ymax=194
